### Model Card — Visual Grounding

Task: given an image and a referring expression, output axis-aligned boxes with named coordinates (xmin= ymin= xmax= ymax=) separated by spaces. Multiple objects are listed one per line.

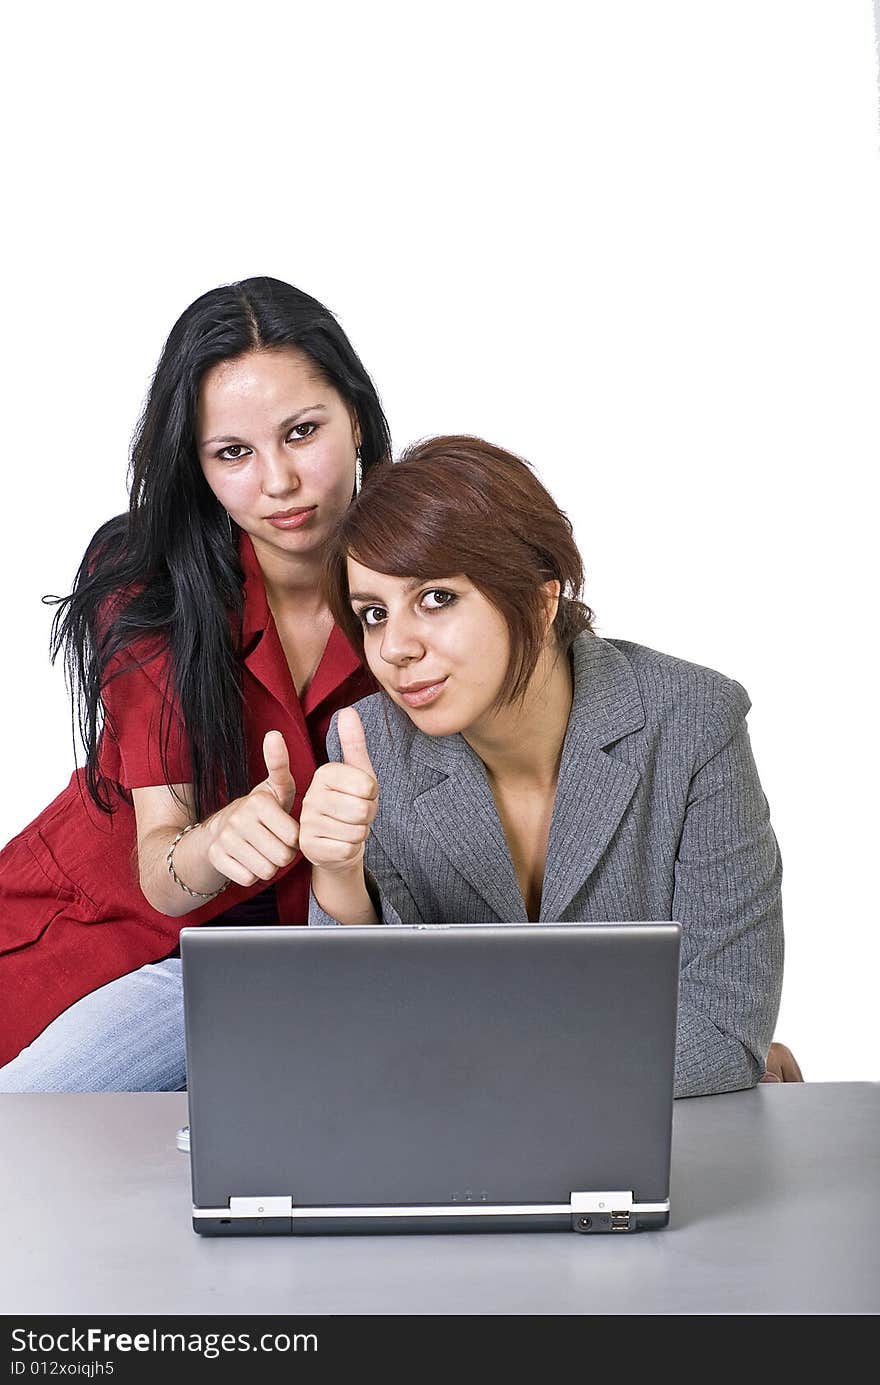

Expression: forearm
xmin=672 ymin=707 xmax=784 ymax=1098
xmin=311 ymin=863 xmax=379 ymax=926
xmin=674 ymin=1004 xmax=764 ymax=1099
xmin=138 ymin=820 xmax=228 ymax=917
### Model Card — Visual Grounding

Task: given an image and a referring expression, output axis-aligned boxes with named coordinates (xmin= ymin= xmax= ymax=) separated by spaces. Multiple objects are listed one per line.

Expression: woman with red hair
xmin=298 ymin=436 xmax=801 ymax=1097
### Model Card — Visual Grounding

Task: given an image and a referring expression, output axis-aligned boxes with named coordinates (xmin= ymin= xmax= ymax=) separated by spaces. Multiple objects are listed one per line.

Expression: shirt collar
xmin=239 ymin=530 xmax=271 ymax=650
xmin=237 ymin=529 xmax=365 ymax=710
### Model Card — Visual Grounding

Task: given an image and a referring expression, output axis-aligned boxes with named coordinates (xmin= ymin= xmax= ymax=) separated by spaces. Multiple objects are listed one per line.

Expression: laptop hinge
xmin=570 ymin=1190 xmax=634 ymax=1232
xmin=228 ymin=1196 xmax=293 ymax=1216
xmin=571 ymin=1191 xmax=633 ymax=1213
xmin=569 ymin=1190 xmax=670 ymax=1233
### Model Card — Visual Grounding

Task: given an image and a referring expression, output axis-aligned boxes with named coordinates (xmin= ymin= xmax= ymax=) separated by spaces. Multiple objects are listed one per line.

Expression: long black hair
xmin=50 ymin=277 xmax=392 ymax=817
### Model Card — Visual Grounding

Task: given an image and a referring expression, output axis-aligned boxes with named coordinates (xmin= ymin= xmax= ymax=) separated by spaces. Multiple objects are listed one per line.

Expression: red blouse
xmin=0 ymin=534 xmax=374 ymax=1066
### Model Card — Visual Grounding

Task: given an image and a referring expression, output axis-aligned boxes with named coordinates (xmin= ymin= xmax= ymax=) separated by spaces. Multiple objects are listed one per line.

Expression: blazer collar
xmin=407 ymin=632 xmax=645 ymax=771
xmin=540 ymin=634 xmax=644 ymax=920
xmin=403 ymin=633 xmax=645 ymax=921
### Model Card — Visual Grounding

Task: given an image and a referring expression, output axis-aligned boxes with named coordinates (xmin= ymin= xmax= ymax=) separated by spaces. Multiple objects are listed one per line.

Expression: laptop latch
xmin=570 ymin=1190 xmax=633 ymax=1233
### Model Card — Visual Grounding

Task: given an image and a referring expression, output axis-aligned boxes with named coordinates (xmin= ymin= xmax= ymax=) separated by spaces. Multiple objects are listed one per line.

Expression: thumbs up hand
xmin=299 ymin=708 xmax=380 ymax=874
xmin=203 ymin=731 xmax=300 ymax=888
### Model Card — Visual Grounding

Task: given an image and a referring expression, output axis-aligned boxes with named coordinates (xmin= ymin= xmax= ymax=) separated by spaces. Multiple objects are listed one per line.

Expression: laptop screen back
xmin=181 ymin=923 xmax=680 ymax=1211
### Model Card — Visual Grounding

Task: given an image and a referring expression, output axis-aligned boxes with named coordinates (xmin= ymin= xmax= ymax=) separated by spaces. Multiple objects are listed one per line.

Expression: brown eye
xmin=421 ymin=589 xmax=457 ymax=611
xmin=359 ymin=606 xmax=387 ymax=628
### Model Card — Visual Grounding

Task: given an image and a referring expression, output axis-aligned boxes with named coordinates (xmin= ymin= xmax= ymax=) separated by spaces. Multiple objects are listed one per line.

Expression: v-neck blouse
xmin=0 ymin=532 xmax=375 ymax=1065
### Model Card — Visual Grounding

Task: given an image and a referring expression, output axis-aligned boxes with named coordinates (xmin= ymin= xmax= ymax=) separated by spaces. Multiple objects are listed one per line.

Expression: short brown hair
xmin=323 ymin=435 xmax=594 ymax=705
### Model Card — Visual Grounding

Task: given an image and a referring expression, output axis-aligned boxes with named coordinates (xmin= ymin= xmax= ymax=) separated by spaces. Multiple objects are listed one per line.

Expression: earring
xmin=355 ymin=446 xmax=363 ymax=495
xmin=225 ymin=511 xmax=234 ymax=543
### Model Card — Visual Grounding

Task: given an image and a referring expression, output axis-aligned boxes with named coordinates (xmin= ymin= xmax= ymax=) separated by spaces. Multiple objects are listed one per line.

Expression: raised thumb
xmin=336 ymin=707 xmax=376 ymax=779
xmin=262 ymin=730 xmax=296 ymax=807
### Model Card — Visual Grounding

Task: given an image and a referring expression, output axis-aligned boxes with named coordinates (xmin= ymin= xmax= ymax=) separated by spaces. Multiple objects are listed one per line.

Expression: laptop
xmin=180 ymin=922 xmax=680 ymax=1236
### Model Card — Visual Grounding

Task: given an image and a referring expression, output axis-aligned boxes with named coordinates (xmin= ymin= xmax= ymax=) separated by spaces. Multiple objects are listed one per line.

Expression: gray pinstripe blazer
xmin=310 ymin=632 xmax=784 ymax=1099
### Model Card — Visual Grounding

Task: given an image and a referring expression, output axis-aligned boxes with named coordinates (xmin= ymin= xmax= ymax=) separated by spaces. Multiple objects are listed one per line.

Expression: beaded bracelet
xmin=166 ymin=822 xmax=229 ymax=901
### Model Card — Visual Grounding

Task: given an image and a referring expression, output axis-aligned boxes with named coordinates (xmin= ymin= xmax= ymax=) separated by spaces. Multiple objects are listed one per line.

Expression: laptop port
xmin=573 ymin=1213 xmax=612 ymax=1232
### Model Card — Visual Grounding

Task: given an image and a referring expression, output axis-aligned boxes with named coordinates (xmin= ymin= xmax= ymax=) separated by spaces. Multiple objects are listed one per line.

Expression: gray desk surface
xmin=1 ymin=1083 xmax=877 ymax=1315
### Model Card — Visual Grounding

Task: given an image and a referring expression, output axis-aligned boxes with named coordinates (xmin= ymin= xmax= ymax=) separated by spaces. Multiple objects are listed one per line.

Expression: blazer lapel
xmin=540 ymin=635 xmax=645 ymax=921
xmin=539 ymin=737 xmax=641 ymax=921
xmin=409 ymin=734 xmax=529 ymax=922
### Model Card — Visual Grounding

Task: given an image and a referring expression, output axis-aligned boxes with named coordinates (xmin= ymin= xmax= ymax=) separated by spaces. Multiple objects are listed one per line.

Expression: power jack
xmin=574 ymin=1212 xmax=612 ymax=1233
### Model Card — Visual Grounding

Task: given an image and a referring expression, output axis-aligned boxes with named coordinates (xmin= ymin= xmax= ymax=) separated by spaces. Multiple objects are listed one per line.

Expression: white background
xmin=2 ymin=2 xmax=878 ymax=1079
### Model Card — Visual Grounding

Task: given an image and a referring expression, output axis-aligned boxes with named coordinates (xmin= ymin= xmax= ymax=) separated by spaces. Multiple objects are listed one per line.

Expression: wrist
xmin=311 ymin=862 xmax=378 ymax=926
xmin=169 ymin=820 xmax=229 ymax=899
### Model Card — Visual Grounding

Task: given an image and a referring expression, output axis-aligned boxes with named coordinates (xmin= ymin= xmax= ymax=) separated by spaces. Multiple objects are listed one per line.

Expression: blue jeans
xmin=0 ymin=958 xmax=186 ymax=1092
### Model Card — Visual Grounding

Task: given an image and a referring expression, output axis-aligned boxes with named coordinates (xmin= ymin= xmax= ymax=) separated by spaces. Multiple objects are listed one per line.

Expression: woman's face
xmin=346 ymin=558 xmax=513 ymax=737
xmin=198 ymin=346 xmax=359 ymax=565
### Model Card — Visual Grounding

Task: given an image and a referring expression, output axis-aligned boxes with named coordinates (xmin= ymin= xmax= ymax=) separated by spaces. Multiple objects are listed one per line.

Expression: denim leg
xmin=0 ymin=958 xmax=186 ymax=1092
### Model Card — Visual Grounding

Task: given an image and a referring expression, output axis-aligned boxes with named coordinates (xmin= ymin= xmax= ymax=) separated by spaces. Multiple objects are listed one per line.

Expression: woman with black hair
xmin=0 ymin=277 xmax=389 ymax=1090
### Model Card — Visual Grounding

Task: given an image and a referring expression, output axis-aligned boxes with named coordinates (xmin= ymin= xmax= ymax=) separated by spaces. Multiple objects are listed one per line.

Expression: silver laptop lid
xmin=181 ymin=923 xmax=680 ymax=1213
